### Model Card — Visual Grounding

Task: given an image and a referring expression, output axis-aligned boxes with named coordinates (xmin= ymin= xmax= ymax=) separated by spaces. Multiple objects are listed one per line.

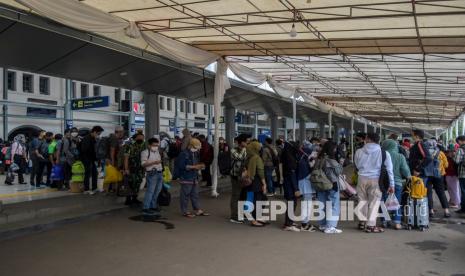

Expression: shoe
xmin=455 ymin=209 xmax=465 ymax=214
xmin=324 ymin=227 xmax=343 ymax=234
xmin=83 ymin=190 xmax=91 ymax=195
xmin=301 ymin=224 xmax=316 ymax=232
xmin=266 ymin=193 xmax=275 ymax=197
xmin=230 ymin=218 xmax=244 ymax=224
xmin=318 ymin=225 xmax=327 ymax=232
xmin=88 ymin=190 xmax=96 ymax=195
xmin=19 ymin=182 xmax=27 ymax=185
xmin=150 ymin=208 xmax=161 ymax=213
xmin=444 ymin=212 xmax=451 ymax=218
xmin=449 ymin=205 xmax=459 ymax=209
xmin=142 ymin=209 xmax=156 ymax=215
xmin=283 ymin=225 xmax=301 ymax=232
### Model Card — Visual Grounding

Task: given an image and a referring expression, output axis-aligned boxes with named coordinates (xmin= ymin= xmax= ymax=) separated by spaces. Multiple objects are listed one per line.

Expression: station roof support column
xmin=144 ymin=93 xmax=160 ymax=139
xmin=224 ymin=106 xmax=235 ymax=148
xmin=319 ymin=121 xmax=326 ymax=139
xmin=328 ymin=110 xmax=333 ymax=139
xmin=350 ymin=117 xmax=355 ymax=162
xmin=270 ymin=115 xmax=278 ymax=143
xmin=64 ymin=79 xmax=73 ymax=132
xmin=299 ymin=119 xmax=306 ymax=143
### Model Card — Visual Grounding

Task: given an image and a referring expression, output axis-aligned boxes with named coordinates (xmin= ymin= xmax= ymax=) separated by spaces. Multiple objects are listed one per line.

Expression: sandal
xmin=358 ymin=222 xmax=366 ymax=230
xmin=365 ymin=226 xmax=384 ymax=233
xmin=195 ymin=211 xmax=210 ymax=216
xmin=251 ymin=221 xmax=265 ymax=227
xmin=183 ymin=213 xmax=196 ymax=218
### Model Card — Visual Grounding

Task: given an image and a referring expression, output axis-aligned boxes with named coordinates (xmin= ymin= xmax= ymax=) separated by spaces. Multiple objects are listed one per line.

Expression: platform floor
xmin=1 ymin=190 xmax=464 ymax=276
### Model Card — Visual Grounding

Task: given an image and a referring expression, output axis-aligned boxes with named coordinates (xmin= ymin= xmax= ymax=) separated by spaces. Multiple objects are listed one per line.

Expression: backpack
xmin=407 ymin=176 xmax=427 ymax=199
xmin=71 ymin=161 xmax=85 ymax=183
xmin=310 ymin=158 xmax=333 ymax=191
xmin=423 ymin=142 xmax=440 ymax=177
xmin=379 ymin=150 xmax=390 ymax=193
xmin=96 ymin=136 xmax=110 ymax=160
xmin=167 ymin=140 xmax=181 ymax=159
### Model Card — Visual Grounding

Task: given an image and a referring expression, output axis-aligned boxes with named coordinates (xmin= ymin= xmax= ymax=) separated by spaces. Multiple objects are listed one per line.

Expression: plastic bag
xmin=162 ymin=166 xmax=172 ymax=184
xmin=51 ymin=164 xmax=64 ymax=181
xmin=385 ymin=193 xmax=400 ymax=211
xmin=104 ymin=164 xmax=123 ymax=184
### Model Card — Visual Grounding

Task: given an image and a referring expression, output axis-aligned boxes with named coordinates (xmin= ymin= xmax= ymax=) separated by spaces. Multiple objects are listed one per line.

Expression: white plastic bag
xmin=385 ymin=193 xmax=400 ymax=211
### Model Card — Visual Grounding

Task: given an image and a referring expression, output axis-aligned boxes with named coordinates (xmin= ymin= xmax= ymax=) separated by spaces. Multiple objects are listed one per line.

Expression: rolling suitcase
xmin=406 ymin=197 xmax=429 ymax=231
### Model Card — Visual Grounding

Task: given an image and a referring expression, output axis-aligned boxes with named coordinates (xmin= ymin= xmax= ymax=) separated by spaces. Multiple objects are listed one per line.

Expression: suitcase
xmin=406 ymin=197 xmax=429 ymax=231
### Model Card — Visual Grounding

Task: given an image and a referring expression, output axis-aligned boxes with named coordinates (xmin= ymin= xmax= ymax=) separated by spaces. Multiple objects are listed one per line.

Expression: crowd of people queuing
xmin=2 ymin=125 xmax=464 ymax=234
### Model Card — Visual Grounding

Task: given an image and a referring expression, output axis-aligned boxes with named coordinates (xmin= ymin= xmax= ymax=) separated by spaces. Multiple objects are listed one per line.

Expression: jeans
xmin=445 ymin=176 xmax=461 ymax=206
xmin=230 ymin=176 xmax=242 ymax=220
xmin=264 ymin=166 xmax=275 ymax=194
xmin=301 ymin=193 xmax=313 ymax=224
xmin=83 ymin=160 xmax=98 ymax=191
xmin=459 ymin=178 xmax=465 ymax=211
xmin=382 ymin=185 xmax=403 ymax=224
xmin=317 ymin=189 xmax=340 ymax=228
xmin=180 ymin=183 xmax=200 ymax=214
xmin=423 ymin=176 xmax=449 ymax=211
xmin=143 ymin=170 xmax=163 ymax=210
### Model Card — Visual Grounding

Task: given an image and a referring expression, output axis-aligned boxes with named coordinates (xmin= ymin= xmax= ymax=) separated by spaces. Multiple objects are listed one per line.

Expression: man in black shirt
xmin=81 ymin=126 xmax=104 ymax=194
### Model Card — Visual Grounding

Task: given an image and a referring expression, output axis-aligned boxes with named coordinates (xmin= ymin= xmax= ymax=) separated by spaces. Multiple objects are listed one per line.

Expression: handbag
xmin=379 ymin=150 xmax=390 ymax=193
xmin=385 ymin=193 xmax=400 ymax=211
xmin=51 ymin=164 xmax=64 ymax=181
xmin=117 ymin=175 xmax=133 ymax=197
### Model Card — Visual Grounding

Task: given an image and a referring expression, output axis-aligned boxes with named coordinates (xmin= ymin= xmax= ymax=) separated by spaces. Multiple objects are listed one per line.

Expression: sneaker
xmin=142 ymin=209 xmax=155 ymax=215
xmin=83 ymin=190 xmax=91 ymax=195
xmin=229 ymin=218 xmax=244 ymax=224
xmin=318 ymin=225 xmax=327 ymax=232
xmin=88 ymin=190 xmax=96 ymax=195
xmin=301 ymin=224 xmax=316 ymax=232
xmin=324 ymin=227 xmax=343 ymax=234
xmin=283 ymin=225 xmax=301 ymax=232
xmin=266 ymin=193 xmax=275 ymax=197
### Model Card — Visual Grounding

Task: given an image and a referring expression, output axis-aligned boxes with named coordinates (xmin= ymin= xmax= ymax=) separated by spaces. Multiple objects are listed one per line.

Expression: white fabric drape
xmin=16 ymin=0 xmax=140 ymax=37
xmin=229 ymin=63 xmax=267 ymax=85
xmin=211 ymin=59 xmax=231 ymax=197
xmin=267 ymin=77 xmax=296 ymax=98
xmin=142 ymin=32 xmax=218 ymax=68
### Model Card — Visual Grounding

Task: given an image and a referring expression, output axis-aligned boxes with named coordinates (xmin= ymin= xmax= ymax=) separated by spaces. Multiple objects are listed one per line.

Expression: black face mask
xmin=136 ymin=140 xmax=144 ymax=144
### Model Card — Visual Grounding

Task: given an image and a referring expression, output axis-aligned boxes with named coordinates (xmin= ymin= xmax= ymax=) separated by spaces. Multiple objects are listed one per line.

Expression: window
xmin=167 ymin=98 xmax=172 ymax=111
xmin=125 ymin=90 xmax=131 ymax=100
xmin=159 ymin=96 xmax=165 ymax=110
xmin=80 ymin=84 xmax=89 ymax=98
xmin=187 ymin=101 xmax=191 ymax=113
xmin=22 ymin=74 xmax=33 ymax=93
xmin=180 ymin=100 xmax=185 ymax=113
xmin=193 ymin=102 xmax=197 ymax=114
xmin=39 ymin=77 xmax=50 ymax=95
xmin=93 ymin=85 xmax=101 ymax=97
xmin=204 ymin=104 xmax=208 ymax=115
xmin=72 ymin=82 xmax=76 ymax=99
xmin=115 ymin=89 xmax=121 ymax=103
xmin=7 ymin=71 xmax=16 ymax=91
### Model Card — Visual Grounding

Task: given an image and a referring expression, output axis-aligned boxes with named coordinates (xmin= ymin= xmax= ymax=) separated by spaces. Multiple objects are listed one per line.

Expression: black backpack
xmin=95 ymin=136 xmax=110 ymax=160
xmin=379 ymin=150 xmax=390 ymax=193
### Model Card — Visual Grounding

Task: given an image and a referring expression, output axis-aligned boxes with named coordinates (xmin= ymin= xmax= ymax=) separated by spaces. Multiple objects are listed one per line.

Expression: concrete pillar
xmin=224 ymin=106 xmax=235 ymax=147
xmin=299 ymin=119 xmax=306 ymax=143
xmin=207 ymin=104 xmax=212 ymax=143
xmin=64 ymin=79 xmax=73 ymax=131
xmin=292 ymin=97 xmax=297 ymax=140
xmin=254 ymin=112 xmax=259 ymax=139
xmin=350 ymin=117 xmax=354 ymax=162
xmin=328 ymin=110 xmax=333 ymax=139
xmin=334 ymin=124 xmax=339 ymax=142
xmin=144 ymin=93 xmax=160 ymax=138
xmin=455 ymin=120 xmax=459 ymax=138
xmin=364 ymin=122 xmax=368 ymax=133
xmin=127 ymin=90 xmax=135 ymax=136
xmin=2 ymin=68 xmax=7 ymax=141
xmin=462 ymin=116 xmax=465 ymax=136
xmin=379 ymin=124 xmax=382 ymax=140
xmin=319 ymin=122 xmax=325 ymax=138
xmin=174 ymin=97 xmax=179 ymax=136
xmin=270 ymin=115 xmax=278 ymax=142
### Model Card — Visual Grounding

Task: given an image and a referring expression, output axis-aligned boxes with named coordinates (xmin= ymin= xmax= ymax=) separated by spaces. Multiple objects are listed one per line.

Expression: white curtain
xmin=229 ymin=63 xmax=266 ymax=86
xmin=141 ymin=32 xmax=218 ymax=68
xmin=15 ymin=0 xmax=140 ymax=37
xmin=211 ymin=59 xmax=231 ymax=197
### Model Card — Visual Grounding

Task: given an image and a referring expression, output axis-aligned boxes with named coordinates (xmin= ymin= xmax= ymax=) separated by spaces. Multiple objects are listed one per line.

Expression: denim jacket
xmin=175 ymin=149 xmax=199 ymax=184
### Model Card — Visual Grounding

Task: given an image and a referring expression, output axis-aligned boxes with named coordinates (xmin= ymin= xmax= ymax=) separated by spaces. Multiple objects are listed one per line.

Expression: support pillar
xmin=299 ymin=119 xmax=306 ymax=143
xmin=350 ymin=117 xmax=354 ymax=162
xmin=455 ymin=120 xmax=459 ymax=139
xmin=328 ymin=110 xmax=333 ymax=139
xmin=379 ymin=124 xmax=382 ymax=139
xmin=128 ymin=90 xmax=135 ymax=136
xmin=207 ymin=104 xmax=212 ymax=143
xmin=174 ymin=97 xmax=179 ymax=136
xmin=334 ymin=124 xmax=339 ymax=142
xmin=2 ymin=68 xmax=8 ymax=141
xmin=364 ymin=122 xmax=368 ymax=133
xmin=319 ymin=122 xmax=325 ymax=138
xmin=270 ymin=115 xmax=278 ymax=142
xmin=144 ymin=93 xmax=160 ymax=138
xmin=254 ymin=112 xmax=259 ymax=139
xmin=64 ymin=79 xmax=73 ymax=131
xmin=292 ymin=97 xmax=297 ymax=141
xmin=462 ymin=115 xmax=465 ymax=136
xmin=224 ymin=106 xmax=235 ymax=147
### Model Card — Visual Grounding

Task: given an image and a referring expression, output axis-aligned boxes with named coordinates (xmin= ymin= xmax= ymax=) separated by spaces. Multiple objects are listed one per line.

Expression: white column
xmin=350 ymin=117 xmax=354 ymax=162
xmin=462 ymin=115 xmax=465 ymax=136
xmin=364 ymin=122 xmax=367 ymax=133
xmin=292 ymin=96 xmax=297 ymax=141
xmin=254 ymin=112 xmax=259 ymax=139
xmin=328 ymin=110 xmax=333 ymax=139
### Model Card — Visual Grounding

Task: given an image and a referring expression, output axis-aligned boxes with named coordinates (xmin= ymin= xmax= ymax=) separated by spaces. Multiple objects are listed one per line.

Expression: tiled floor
xmin=0 ymin=174 xmax=74 ymax=205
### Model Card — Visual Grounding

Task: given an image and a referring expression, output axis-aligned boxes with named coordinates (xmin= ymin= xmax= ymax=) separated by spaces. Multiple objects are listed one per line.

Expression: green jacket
xmin=381 ymin=139 xmax=411 ymax=186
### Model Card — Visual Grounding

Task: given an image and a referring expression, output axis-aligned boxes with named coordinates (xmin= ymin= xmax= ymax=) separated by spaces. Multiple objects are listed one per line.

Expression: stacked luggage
xmin=404 ymin=176 xmax=429 ymax=231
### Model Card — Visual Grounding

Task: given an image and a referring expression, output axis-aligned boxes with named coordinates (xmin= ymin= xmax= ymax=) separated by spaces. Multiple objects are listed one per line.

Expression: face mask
xmin=136 ymin=140 xmax=144 ymax=144
xmin=46 ymin=138 xmax=52 ymax=143
xmin=190 ymin=148 xmax=198 ymax=153
xmin=151 ymin=146 xmax=158 ymax=152
xmin=71 ymin=132 xmax=78 ymax=138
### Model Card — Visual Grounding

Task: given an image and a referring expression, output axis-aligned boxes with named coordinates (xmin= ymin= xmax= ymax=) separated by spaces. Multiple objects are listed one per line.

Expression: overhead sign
xmin=71 ymin=96 xmax=110 ymax=110
xmin=212 ymin=116 xmax=225 ymax=124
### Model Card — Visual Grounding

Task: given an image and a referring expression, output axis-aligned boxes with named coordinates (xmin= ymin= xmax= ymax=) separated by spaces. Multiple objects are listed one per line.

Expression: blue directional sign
xmin=71 ymin=96 xmax=110 ymax=110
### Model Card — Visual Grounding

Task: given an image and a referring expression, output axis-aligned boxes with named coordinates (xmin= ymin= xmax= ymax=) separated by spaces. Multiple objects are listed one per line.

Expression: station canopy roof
xmin=5 ymin=0 xmax=465 ymax=131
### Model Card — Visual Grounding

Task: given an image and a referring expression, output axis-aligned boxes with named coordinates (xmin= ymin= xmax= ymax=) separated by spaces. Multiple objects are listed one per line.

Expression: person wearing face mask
xmin=36 ymin=132 xmax=54 ymax=187
xmin=141 ymin=138 xmax=163 ymax=215
xmin=29 ymin=130 xmax=45 ymax=187
xmin=62 ymin=128 xmax=80 ymax=189
xmin=174 ymin=138 xmax=209 ymax=218
xmin=81 ymin=125 xmax=104 ymax=195
xmin=123 ymin=132 xmax=146 ymax=205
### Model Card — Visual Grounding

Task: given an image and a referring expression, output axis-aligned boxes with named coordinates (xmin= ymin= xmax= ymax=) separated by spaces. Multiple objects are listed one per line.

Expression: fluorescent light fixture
xmin=290 ymin=24 xmax=297 ymax=38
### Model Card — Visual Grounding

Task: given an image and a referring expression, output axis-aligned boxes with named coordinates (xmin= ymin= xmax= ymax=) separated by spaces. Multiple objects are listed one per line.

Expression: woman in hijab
xmin=281 ymin=141 xmax=301 ymax=232
xmin=244 ymin=141 xmax=267 ymax=227
xmin=11 ymin=134 xmax=27 ymax=184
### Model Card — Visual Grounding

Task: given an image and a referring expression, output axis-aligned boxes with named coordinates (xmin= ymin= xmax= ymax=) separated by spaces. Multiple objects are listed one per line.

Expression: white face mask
xmin=151 ymin=146 xmax=158 ymax=152
xmin=190 ymin=148 xmax=198 ymax=153
xmin=71 ymin=132 xmax=78 ymax=138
